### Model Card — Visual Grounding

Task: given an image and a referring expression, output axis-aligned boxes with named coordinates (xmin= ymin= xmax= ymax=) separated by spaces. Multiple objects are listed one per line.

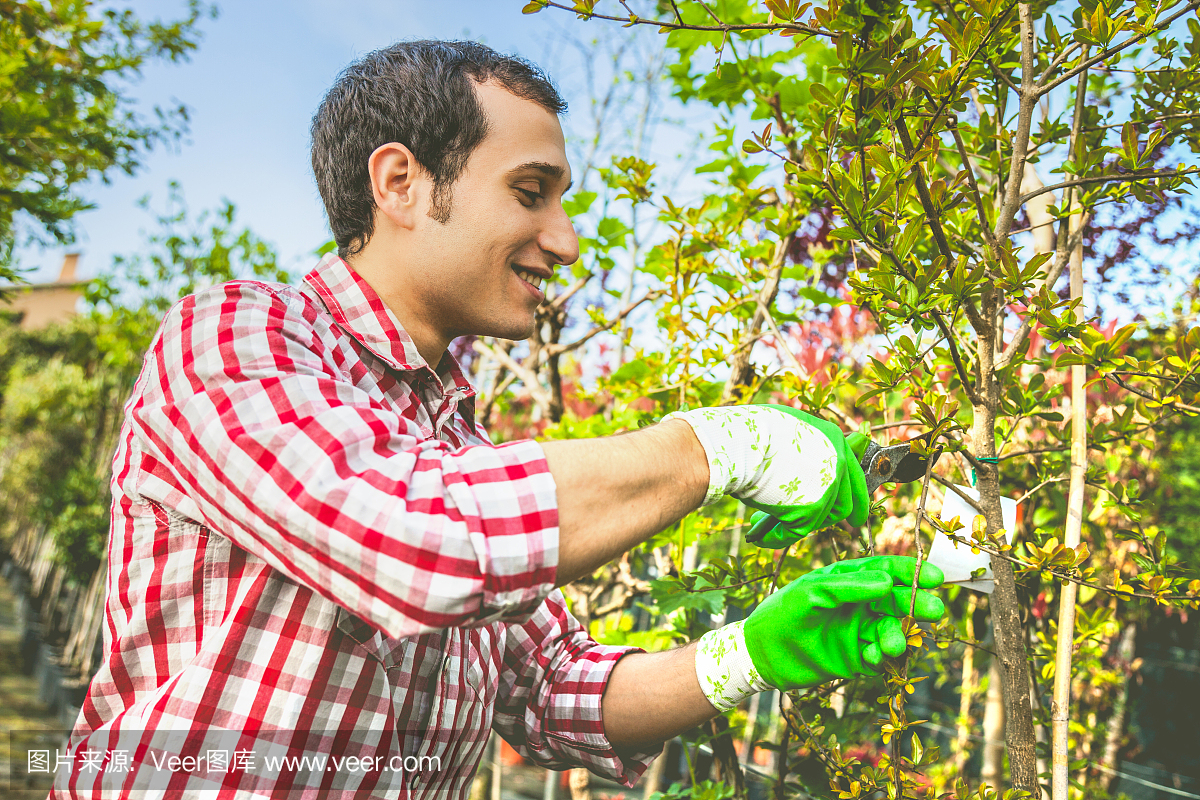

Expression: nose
xmin=540 ymin=201 xmax=580 ymax=268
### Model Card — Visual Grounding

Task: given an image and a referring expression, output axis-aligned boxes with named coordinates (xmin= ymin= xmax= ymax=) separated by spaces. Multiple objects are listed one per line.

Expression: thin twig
xmin=1017 ymin=168 xmax=1200 ymax=205
xmin=543 ymin=289 xmax=664 ymax=356
xmin=944 ymin=531 xmax=1196 ymax=602
xmin=931 ymin=473 xmax=986 ymax=515
xmin=536 ymin=0 xmax=829 ymax=38
xmin=1014 ymin=477 xmax=1067 ymax=505
xmin=933 ymin=633 xmax=999 ymax=657
xmin=910 ymin=0 xmax=1020 ymax=155
xmin=1039 ymin=0 xmax=1200 ymax=94
xmin=1110 ymin=373 xmax=1200 ymax=415
xmin=948 ymin=117 xmax=1001 ymax=258
xmin=473 ymin=340 xmax=551 ymax=412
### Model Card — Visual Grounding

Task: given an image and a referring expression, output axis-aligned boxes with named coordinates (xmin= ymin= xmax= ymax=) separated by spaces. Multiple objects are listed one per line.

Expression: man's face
xmin=407 ymin=81 xmax=578 ymax=345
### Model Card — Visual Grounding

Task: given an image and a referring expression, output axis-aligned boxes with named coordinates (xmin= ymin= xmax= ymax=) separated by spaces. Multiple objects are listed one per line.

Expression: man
xmin=55 ymin=41 xmax=944 ymax=798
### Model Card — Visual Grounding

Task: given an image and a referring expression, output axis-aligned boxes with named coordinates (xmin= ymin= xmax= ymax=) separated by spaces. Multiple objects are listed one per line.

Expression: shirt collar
xmin=302 ymin=253 xmax=477 ymax=404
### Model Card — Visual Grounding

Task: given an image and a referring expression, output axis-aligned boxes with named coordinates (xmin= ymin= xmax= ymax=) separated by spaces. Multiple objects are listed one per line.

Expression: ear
xmin=367 ymin=142 xmax=426 ymax=230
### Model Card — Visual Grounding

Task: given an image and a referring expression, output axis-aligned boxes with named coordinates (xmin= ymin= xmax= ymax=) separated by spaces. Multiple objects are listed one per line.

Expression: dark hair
xmin=311 ymin=40 xmax=566 ymax=258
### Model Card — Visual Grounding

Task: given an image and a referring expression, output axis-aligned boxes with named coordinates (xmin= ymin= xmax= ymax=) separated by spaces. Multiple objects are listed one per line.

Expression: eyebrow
xmin=507 ymin=161 xmax=573 ymax=192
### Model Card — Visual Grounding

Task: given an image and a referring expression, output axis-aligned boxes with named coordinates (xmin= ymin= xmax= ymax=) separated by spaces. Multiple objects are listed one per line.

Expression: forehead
xmin=470 ymin=81 xmax=570 ymax=181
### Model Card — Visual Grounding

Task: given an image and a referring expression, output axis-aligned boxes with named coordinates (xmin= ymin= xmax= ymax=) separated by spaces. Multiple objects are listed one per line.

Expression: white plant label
xmin=926 ymin=485 xmax=1016 ymax=594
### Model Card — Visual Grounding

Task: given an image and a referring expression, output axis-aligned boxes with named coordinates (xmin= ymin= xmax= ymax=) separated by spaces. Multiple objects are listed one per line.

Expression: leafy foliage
xmin=0 ymin=0 xmax=214 ymax=273
xmin=0 ymin=187 xmax=285 ymax=584
xmin=517 ymin=1 xmax=1200 ymax=798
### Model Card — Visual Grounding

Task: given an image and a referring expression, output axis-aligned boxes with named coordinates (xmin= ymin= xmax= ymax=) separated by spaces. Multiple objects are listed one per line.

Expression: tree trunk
xmin=981 ymin=657 xmax=1006 ymax=790
xmin=708 ymin=715 xmax=746 ymax=797
xmin=975 ymin=394 xmax=1038 ymax=793
xmin=642 ymin=751 xmax=667 ymax=800
xmin=1051 ymin=50 xmax=1091 ymax=800
xmin=954 ymin=594 xmax=980 ymax=780
xmin=975 ymin=8 xmax=1043 ymax=789
xmin=1099 ymin=623 xmax=1138 ymax=791
xmin=568 ymin=768 xmax=592 ymax=800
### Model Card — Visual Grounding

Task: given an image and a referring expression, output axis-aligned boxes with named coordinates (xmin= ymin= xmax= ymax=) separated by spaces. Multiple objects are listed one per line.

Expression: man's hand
xmin=664 ymin=404 xmax=869 ymax=547
xmin=692 ymin=556 xmax=945 ymax=711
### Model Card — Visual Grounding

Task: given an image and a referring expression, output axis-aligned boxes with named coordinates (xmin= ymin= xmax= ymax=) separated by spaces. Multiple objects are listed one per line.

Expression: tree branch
xmin=911 ymin=0 xmax=1020 ymax=154
xmin=1110 ymin=373 xmax=1200 ymax=416
xmin=945 ymin=532 xmax=1197 ymax=603
xmin=1017 ymin=168 xmax=1200 ymax=205
xmin=949 ymin=116 xmax=1001 ymax=259
xmin=536 ymin=1 xmax=830 ymax=38
xmin=1038 ymin=0 xmax=1200 ymax=95
xmin=472 ymin=339 xmax=551 ymax=413
xmin=1037 ymin=41 xmax=1082 ymax=87
xmin=995 ymin=68 xmax=1095 ymax=372
xmin=931 ymin=472 xmax=986 ymax=515
xmin=992 ymin=3 xmax=1040 ymax=242
xmin=893 ymin=115 xmax=957 ymax=262
xmin=543 ymin=289 xmax=664 ymax=357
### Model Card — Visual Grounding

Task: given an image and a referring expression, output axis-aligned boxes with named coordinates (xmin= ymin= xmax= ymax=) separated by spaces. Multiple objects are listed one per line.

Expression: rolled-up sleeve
xmin=492 ymin=590 xmax=661 ymax=786
xmin=125 ymin=280 xmax=559 ymax=639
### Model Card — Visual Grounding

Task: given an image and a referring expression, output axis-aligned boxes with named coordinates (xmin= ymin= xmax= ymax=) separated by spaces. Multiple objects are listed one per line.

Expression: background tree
xmin=513 ymin=2 xmax=1200 ymax=799
xmin=0 ymin=184 xmax=285 ymax=683
xmin=0 ymin=0 xmax=214 ymax=275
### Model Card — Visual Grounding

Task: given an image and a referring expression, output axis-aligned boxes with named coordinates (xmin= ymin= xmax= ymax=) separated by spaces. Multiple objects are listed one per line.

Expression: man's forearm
xmin=541 ymin=419 xmax=708 ymax=585
xmin=601 ymin=643 xmax=719 ymax=749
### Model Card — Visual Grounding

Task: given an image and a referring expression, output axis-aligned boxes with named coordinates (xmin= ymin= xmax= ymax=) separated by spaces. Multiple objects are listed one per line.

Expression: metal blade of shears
xmin=860 ymin=433 xmax=944 ymax=494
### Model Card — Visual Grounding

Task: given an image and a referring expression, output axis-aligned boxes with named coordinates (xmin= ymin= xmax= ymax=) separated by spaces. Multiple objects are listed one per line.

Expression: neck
xmin=344 ymin=242 xmax=450 ymax=369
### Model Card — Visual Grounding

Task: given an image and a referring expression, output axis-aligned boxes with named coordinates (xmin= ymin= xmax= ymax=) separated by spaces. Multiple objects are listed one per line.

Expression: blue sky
xmin=18 ymin=0 xmax=669 ymax=282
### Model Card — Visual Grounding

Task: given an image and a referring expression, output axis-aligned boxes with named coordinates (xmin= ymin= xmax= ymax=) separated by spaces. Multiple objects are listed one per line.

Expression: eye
xmin=516 ymin=187 xmax=543 ymax=206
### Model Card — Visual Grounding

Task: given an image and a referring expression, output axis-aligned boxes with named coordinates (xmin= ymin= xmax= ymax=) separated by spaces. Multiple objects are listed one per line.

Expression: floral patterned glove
xmin=665 ymin=404 xmax=869 ymax=547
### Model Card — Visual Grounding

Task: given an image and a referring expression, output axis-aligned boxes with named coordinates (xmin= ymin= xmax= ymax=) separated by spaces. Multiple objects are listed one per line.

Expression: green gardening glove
xmin=746 ymin=428 xmax=872 ymax=547
xmin=692 ymin=556 xmax=945 ymax=711
xmin=665 ymin=404 xmax=869 ymax=549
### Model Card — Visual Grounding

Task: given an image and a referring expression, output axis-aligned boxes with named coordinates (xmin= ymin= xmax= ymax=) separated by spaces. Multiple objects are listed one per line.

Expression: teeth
xmin=516 ymin=268 xmax=545 ymax=290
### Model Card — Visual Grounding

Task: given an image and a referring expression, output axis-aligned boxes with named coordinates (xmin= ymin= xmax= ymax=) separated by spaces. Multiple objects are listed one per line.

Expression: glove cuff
xmin=663 ymin=411 xmax=733 ymax=506
xmin=694 ymin=620 xmax=771 ymax=712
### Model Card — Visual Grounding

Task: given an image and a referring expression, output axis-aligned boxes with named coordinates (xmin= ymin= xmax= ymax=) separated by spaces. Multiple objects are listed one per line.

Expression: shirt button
xmin=443 ymin=654 xmax=452 ymax=671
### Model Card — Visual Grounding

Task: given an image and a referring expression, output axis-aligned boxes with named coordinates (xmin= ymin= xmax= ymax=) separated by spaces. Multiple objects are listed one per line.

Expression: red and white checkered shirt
xmin=55 ymin=254 xmax=658 ymax=798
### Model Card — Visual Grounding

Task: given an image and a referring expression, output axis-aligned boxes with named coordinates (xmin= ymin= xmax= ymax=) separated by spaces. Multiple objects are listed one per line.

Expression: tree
xmin=0 ymin=186 xmax=286 ymax=683
xmin=511 ymin=2 xmax=1200 ymax=799
xmin=0 ymin=0 xmax=214 ymax=274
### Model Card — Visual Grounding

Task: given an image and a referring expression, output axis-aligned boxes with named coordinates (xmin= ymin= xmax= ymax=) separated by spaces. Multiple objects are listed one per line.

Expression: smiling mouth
xmin=513 ymin=266 xmax=547 ymax=292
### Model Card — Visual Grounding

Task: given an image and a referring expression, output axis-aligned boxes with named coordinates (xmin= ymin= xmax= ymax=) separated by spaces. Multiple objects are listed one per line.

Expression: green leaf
xmin=809 ymin=82 xmax=836 ymax=107
xmin=649 ymin=578 xmax=726 ymax=615
xmin=894 ymin=217 xmax=923 ymax=261
xmin=562 ymin=190 xmax=598 ymax=217
xmin=521 ymin=0 xmax=547 ymax=12
xmin=797 ymin=286 xmax=845 ymax=306
xmin=609 ymin=359 xmax=651 ymax=383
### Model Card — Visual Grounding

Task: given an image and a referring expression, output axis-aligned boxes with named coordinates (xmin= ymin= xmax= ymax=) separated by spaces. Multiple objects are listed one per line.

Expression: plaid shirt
xmin=55 ymin=254 xmax=658 ymax=798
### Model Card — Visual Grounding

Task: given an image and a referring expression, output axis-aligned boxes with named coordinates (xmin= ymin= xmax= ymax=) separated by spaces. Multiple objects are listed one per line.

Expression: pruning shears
xmin=743 ymin=432 xmax=944 ymax=545
xmin=858 ymin=433 xmax=944 ymax=495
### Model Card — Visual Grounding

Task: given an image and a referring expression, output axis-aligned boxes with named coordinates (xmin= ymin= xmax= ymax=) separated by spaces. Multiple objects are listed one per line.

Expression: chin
xmin=476 ymin=314 xmax=537 ymax=342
